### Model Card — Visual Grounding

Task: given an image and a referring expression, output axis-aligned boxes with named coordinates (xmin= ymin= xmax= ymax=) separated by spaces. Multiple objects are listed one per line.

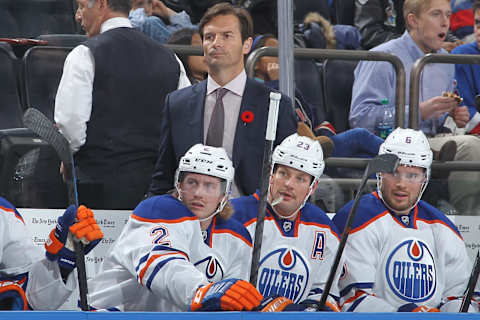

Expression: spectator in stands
xmin=55 ymin=0 xmax=190 ymax=209
xmin=300 ymin=12 xmax=362 ymax=50
xmin=355 ymin=0 xmax=463 ymax=51
xmin=148 ymin=2 xmax=297 ymax=198
xmin=452 ymin=0 xmax=480 ymax=117
xmin=136 ymin=0 xmax=195 ymax=44
xmin=250 ymin=33 xmax=383 ymax=159
xmin=168 ymin=28 xmax=208 ymax=83
xmin=129 ymin=0 xmax=153 ymax=28
xmin=451 ymin=0 xmax=475 ymax=40
xmin=350 ymin=0 xmax=480 ymax=215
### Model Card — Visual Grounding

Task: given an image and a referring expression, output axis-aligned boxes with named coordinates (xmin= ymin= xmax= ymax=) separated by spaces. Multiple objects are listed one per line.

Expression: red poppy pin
xmin=241 ymin=110 xmax=254 ymax=125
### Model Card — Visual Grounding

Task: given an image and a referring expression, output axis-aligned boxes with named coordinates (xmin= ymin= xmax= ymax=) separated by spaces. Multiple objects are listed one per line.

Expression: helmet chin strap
xmin=267 ymin=179 xmax=317 ymax=220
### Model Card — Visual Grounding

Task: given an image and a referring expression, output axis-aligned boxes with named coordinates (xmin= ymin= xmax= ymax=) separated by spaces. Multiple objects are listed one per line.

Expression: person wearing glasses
xmin=332 ymin=128 xmax=479 ymax=313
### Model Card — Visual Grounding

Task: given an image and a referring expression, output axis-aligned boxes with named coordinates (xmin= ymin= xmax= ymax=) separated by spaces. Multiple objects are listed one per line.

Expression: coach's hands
xmin=190 ymin=279 xmax=263 ymax=311
xmin=45 ymin=205 xmax=103 ymax=270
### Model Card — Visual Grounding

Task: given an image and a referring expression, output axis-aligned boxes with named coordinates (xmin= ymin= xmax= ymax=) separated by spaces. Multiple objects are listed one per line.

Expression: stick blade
xmin=368 ymin=153 xmax=399 ymax=175
xmin=23 ymin=108 xmax=72 ymax=167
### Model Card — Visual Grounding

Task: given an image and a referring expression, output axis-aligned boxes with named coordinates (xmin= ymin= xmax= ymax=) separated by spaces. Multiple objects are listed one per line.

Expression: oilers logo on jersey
xmin=194 ymin=256 xmax=224 ymax=282
xmin=257 ymin=248 xmax=310 ymax=303
xmin=385 ymin=239 xmax=436 ymax=303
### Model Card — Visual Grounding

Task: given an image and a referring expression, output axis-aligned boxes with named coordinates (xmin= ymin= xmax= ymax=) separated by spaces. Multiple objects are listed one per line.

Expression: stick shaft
xmin=249 ymin=92 xmax=281 ymax=286
xmin=317 ymin=167 xmax=370 ymax=308
xmin=460 ymin=250 xmax=480 ymax=312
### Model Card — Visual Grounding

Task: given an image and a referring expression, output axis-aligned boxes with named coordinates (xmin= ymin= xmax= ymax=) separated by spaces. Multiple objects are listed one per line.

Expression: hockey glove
xmin=45 ymin=205 xmax=103 ymax=270
xmin=190 ymin=279 xmax=263 ymax=311
xmin=0 ymin=281 xmax=28 ymax=310
xmin=398 ymin=303 xmax=440 ymax=312
xmin=258 ymin=295 xmax=339 ymax=312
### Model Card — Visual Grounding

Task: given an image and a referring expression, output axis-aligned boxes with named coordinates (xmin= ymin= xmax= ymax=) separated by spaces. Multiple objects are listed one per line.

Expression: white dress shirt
xmin=54 ymin=17 xmax=190 ymax=152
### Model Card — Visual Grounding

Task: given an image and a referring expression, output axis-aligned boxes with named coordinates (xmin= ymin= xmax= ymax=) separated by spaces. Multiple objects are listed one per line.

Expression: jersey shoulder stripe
xmin=214 ymin=217 xmax=253 ymax=247
xmin=299 ymin=203 xmax=340 ymax=239
xmin=333 ymin=192 xmax=386 ymax=234
xmin=415 ymin=200 xmax=462 ymax=239
xmin=0 ymin=197 xmax=24 ymax=224
xmin=132 ymin=194 xmax=197 ymax=223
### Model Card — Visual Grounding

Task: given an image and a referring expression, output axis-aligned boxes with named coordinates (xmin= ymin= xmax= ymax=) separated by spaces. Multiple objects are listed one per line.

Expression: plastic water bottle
xmin=375 ymin=98 xmax=394 ymax=139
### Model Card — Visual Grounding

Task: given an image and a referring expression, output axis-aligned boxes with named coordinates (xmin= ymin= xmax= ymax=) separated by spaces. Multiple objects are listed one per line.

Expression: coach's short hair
xmin=198 ymin=2 xmax=253 ymax=43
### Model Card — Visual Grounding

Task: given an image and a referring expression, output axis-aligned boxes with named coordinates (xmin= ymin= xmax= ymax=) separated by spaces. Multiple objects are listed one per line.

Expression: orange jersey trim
xmin=213 ymin=229 xmax=253 ymax=247
xmin=416 ymin=217 xmax=464 ymax=240
xmin=0 ymin=205 xmax=24 ymax=224
xmin=342 ymin=290 xmax=368 ymax=306
xmin=350 ymin=210 xmax=389 ymax=234
xmin=138 ymin=251 xmax=188 ymax=284
xmin=300 ymin=221 xmax=340 ymax=241
xmin=131 ymin=213 xmax=197 ymax=224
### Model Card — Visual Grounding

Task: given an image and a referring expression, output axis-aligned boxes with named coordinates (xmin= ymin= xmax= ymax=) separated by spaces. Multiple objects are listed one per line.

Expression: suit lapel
xmin=233 ymin=79 xmax=262 ymax=167
xmin=188 ymin=81 xmax=208 ymax=140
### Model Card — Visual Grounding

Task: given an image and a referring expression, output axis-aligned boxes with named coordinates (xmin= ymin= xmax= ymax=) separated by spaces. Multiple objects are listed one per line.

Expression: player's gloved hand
xmin=257 ymin=294 xmax=294 ymax=312
xmin=190 ymin=279 xmax=263 ymax=311
xmin=398 ymin=303 xmax=440 ymax=312
xmin=258 ymin=295 xmax=339 ymax=312
xmin=0 ymin=281 xmax=28 ymax=310
xmin=45 ymin=205 xmax=103 ymax=270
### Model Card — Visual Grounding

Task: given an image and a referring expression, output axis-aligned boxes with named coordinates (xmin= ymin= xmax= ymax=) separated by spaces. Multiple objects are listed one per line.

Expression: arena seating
xmin=0 ymin=44 xmax=23 ymax=129
xmin=0 ymin=0 xmax=78 ymax=38
xmin=323 ymin=59 xmax=358 ymax=133
xmin=21 ymin=46 xmax=72 ymax=120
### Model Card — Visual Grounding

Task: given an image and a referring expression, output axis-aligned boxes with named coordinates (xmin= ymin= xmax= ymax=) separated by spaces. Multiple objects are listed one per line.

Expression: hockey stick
xmin=23 ymin=108 xmax=89 ymax=311
xmin=460 ymin=250 xmax=480 ymax=312
xmin=317 ymin=153 xmax=399 ymax=310
xmin=249 ymin=92 xmax=282 ymax=286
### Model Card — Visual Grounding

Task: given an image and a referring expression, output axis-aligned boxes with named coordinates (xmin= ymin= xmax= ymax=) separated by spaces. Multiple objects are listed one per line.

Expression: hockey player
xmin=88 ymin=144 xmax=262 ymax=311
xmin=231 ymin=132 xmax=342 ymax=311
xmin=0 ymin=198 xmax=103 ymax=310
xmin=333 ymin=127 xmax=480 ymax=312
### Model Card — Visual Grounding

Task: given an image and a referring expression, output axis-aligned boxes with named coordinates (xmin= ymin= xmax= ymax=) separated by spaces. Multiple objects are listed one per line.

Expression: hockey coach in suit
xmin=148 ymin=2 xmax=296 ymax=197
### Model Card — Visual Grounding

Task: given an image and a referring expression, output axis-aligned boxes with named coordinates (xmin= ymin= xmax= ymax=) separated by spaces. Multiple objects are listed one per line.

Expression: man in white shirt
xmin=55 ymin=0 xmax=190 ymax=209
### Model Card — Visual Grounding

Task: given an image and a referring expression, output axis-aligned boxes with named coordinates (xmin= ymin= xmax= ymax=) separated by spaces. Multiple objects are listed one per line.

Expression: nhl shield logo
xmin=257 ymin=248 xmax=310 ymax=303
xmin=194 ymin=256 xmax=224 ymax=282
xmin=385 ymin=239 xmax=436 ymax=303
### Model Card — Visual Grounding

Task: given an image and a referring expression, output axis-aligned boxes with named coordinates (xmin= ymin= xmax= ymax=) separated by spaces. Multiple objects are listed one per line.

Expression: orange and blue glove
xmin=0 ymin=281 xmax=28 ymax=310
xmin=190 ymin=279 xmax=263 ymax=311
xmin=258 ymin=294 xmax=340 ymax=312
xmin=45 ymin=205 xmax=103 ymax=270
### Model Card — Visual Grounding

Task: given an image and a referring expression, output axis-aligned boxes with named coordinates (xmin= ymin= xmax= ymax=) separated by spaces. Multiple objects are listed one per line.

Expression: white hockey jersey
xmin=88 ymin=194 xmax=253 ymax=311
xmin=0 ymin=197 xmax=75 ymax=310
xmin=333 ymin=191 xmax=480 ymax=312
xmin=231 ymin=192 xmax=342 ymax=306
